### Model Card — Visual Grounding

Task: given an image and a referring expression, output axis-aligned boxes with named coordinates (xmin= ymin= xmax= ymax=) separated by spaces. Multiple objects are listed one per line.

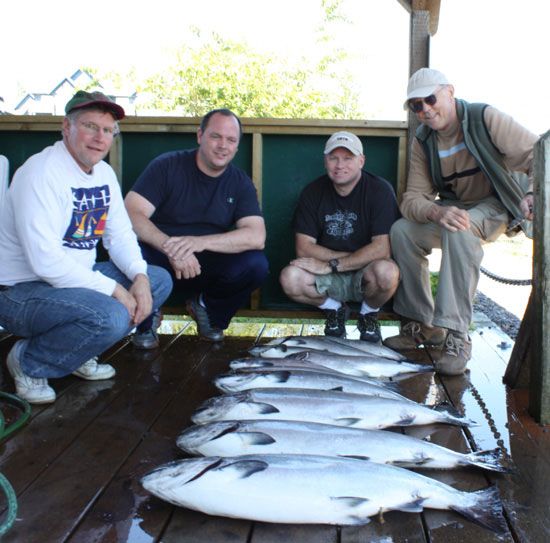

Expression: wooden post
xmin=530 ymin=130 xmax=550 ymax=424
xmin=407 ymin=9 xmax=430 ymax=150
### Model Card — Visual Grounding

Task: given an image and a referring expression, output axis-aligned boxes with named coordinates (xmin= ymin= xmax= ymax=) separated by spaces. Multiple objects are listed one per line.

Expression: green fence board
xmin=1 ymin=126 xmax=400 ymax=312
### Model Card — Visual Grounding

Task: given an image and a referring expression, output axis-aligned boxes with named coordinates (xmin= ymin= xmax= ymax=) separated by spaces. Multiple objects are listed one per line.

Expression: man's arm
xmin=162 ymin=216 xmax=266 ymax=261
xmin=291 ymin=233 xmax=390 ymax=275
xmin=124 ymin=190 xmax=169 ymax=251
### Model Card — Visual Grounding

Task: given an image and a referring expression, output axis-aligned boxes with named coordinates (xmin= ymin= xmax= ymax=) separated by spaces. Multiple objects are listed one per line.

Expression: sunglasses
xmin=408 ymin=93 xmax=438 ymax=113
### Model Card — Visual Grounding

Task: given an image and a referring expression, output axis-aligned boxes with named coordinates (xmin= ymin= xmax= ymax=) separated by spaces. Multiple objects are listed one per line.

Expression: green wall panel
xmin=120 ymin=132 xmax=253 ymax=194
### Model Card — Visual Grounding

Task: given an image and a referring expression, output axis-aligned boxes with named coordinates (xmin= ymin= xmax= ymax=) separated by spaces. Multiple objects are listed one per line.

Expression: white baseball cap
xmin=324 ymin=131 xmax=364 ymax=156
xmin=404 ymin=68 xmax=449 ymax=110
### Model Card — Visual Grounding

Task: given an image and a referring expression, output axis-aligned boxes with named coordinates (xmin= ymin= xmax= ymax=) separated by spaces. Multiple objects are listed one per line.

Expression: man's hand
xmin=290 ymin=257 xmax=331 ymax=275
xmin=170 ymin=254 xmax=202 ymax=280
xmin=112 ymin=283 xmax=138 ymax=324
xmin=129 ymin=274 xmax=153 ymax=325
xmin=162 ymin=236 xmax=205 ymax=261
xmin=428 ymin=205 xmax=470 ymax=232
xmin=520 ymin=193 xmax=534 ymax=221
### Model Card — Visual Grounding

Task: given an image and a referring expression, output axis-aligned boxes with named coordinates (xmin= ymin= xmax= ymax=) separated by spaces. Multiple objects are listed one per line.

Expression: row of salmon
xmin=141 ymin=335 xmax=508 ymax=533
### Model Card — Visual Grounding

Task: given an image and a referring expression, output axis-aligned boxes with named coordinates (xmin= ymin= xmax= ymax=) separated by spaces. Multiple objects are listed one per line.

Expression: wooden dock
xmin=0 ymin=317 xmax=549 ymax=543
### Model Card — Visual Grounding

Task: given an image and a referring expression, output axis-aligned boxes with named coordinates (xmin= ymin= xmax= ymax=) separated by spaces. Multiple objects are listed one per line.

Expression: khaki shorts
xmin=315 ymin=268 xmax=365 ymax=302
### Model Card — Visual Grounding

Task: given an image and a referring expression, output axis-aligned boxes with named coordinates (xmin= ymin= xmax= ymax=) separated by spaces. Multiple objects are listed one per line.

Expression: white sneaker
xmin=6 ymin=341 xmax=56 ymax=404
xmin=72 ymin=357 xmax=116 ymax=381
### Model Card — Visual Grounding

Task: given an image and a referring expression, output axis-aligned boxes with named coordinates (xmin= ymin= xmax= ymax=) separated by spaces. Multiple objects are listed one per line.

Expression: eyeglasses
xmin=79 ymin=121 xmax=120 ymax=138
xmin=408 ymin=91 xmax=440 ymax=113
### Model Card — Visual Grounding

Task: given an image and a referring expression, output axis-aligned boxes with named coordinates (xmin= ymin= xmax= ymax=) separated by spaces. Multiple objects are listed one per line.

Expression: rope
xmin=0 ymin=391 xmax=32 ymax=537
xmin=479 ymin=266 xmax=532 ymax=286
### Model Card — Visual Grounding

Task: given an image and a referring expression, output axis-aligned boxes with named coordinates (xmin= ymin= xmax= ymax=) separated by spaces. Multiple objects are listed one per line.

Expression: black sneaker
xmin=357 ymin=312 xmax=382 ymax=343
xmin=132 ymin=310 xmax=162 ymax=349
xmin=186 ymin=296 xmax=224 ymax=342
xmin=324 ymin=305 xmax=348 ymax=338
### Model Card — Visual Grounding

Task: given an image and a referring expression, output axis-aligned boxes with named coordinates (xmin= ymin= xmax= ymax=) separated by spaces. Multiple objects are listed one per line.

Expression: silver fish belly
xmin=191 ymin=388 xmax=475 ymax=429
xmin=141 ymin=454 xmax=506 ymax=532
xmin=214 ymin=368 xmax=408 ymax=399
xmin=177 ymin=419 xmax=506 ymax=472
xmin=267 ymin=335 xmax=407 ymax=360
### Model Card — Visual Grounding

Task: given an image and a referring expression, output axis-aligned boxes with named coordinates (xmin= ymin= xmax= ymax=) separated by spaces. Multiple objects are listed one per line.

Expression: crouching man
xmin=280 ymin=131 xmax=400 ymax=342
xmin=0 ymin=91 xmax=172 ymax=404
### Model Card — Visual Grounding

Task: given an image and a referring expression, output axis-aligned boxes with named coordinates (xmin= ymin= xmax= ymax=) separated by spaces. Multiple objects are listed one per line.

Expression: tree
xmin=135 ymin=31 xmax=361 ymax=119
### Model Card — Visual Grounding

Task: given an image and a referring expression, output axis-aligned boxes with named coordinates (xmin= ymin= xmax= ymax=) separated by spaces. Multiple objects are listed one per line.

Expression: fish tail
xmin=451 ymin=486 xmax=508 ymax=534
xmin=464 ymin=448 xmax=511 ymax=473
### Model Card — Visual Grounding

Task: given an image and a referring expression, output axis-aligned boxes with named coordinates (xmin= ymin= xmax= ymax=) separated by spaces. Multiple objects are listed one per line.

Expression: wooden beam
xmin=531 ymin=130 xmax=550 ymax=424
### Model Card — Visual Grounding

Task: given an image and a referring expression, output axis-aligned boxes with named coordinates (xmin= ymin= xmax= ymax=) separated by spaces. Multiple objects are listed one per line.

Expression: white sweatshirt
xmin=0 ymin=141 xmax=147 ymax=295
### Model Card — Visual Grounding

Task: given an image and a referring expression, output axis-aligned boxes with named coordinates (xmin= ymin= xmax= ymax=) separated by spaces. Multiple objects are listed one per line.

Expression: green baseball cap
xmin=65 ymin=90 xmax=125 ymax=120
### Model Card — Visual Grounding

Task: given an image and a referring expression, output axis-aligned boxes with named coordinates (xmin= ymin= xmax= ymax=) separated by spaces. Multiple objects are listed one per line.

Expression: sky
xmin=1 ymin=0 xmax=548 ymax=134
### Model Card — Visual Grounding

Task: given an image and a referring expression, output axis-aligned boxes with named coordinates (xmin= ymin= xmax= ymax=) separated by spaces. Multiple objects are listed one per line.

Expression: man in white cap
xmin=279 ymin=131 xmax=400 ymax=341
xmin=385 ymin=67 xmax=538 ymax=374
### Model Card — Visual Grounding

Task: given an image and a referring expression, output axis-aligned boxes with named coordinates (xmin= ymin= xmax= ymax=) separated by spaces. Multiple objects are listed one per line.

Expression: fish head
xmin=142 ymin=456 xmax=224 ymax=494
xmin=191 ymin=392 xmax=248 ymax=424
xmin=248 ymin=344 xmax=289 ymax=358
xmin=229 ymin=358 xmax=271 ymax=370
xmin=177 ymin=421 xmax=240 ymax=453
xmin=214 ymin=372 xmax=262 ymax=392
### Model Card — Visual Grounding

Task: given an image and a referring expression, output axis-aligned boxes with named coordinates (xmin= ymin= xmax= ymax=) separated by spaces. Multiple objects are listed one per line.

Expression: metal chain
xmin=479 ymin=266 xmax=532 ymax=286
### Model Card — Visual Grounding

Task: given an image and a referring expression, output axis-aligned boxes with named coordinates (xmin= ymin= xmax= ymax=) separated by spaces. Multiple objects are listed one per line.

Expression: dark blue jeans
xmin=141 ymin=246 xmax=269 ymax=329
xmin=0 ymin=262 xmax=172 ymax=378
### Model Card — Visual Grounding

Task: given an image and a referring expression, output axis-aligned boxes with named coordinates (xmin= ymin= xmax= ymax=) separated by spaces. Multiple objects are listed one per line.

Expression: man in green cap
xmin=0 ymin=90 xmax=172 ymax=404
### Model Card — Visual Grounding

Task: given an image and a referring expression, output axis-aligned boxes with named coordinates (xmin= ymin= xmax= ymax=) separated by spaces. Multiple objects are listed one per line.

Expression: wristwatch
xmin=328 ymin=258 xmax=340 ymax=273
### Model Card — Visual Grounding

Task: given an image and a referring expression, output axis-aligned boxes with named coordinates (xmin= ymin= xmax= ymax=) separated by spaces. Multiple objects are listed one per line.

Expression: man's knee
xmin=231 ymin=251 xmax=269 ymax=286
xmin=280 ymin=265 xmax=308 ymax=296
xmin=363 ymin=259 xmax=400 ymax=292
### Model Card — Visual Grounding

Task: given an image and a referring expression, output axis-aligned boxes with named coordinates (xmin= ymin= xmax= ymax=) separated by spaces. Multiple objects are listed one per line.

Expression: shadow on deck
xmin=0 ymin=317 xmax=549 ymax=543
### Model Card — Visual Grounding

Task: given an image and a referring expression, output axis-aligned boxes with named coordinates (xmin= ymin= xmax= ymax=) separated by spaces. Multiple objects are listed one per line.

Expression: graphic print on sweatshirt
xmin=325 ymin=210 xmax=357 ymax=241
xmin=63 ymin=185 xmax=110 ymax=250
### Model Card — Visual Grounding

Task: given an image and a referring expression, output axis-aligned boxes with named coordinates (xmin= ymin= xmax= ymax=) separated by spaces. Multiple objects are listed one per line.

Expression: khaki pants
xmin=390 ymin=197 xmax=508 ymax=333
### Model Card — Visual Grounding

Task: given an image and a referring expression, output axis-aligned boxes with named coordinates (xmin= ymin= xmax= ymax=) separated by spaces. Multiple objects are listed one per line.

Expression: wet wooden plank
xmin=1 ymin=323 xmax=548 ymax=542
xmin=493 ymin=389 xmax=550 ymax=542
xmin=163 ymin=509 xmax=251 ymax=543
xmin=251 ymin=522 xmax=337 ymax=543
xmin=2 ymin=335 xmax=213 ymax=543
xmin=70 ymin=337 xmax=255 ymax=542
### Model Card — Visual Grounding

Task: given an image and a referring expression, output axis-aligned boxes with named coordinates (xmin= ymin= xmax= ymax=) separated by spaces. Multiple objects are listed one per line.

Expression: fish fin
xmin=286 ymin=351 xmax=308 ymax=361
xmin=252 ymin=402 xmax=280 ymax=415
xmin=329 ymin=386 xmax=344 ymax=392
xmin=395 ymin=498 xmax=425 ymax=513
xmin=331 ymin=496 xmax=370 ymax=507
xmin=450 ymin=485 xmax=508 ymax=534
xmin=397 ymin=415 xmax=416 ymax=426
xmin=392 ymin=453 xmax=432 ymax=467
xmin=266 ymin=371 xmax=291 ymax=383
xmin=245 ymin=431 xmax=277 ymax=445
xmin=222 ymin=459 xmax=269 ymax=479
xmin=185 ymin=458 xmax=225 ymax=483
xmin=334 ymin=417 xmax=363 ymax=426
xmin=340 ymin=455 xmax=370 ymax=461
xmin=211 ymin=422 xmax=241 ymax=440
xmin=345 ymin=516 xmax=371 ymax=526
xmin=465 ymin=448 xmax=511 ymax=473
xmin=433 ymin=402 xmax=477 ymax=426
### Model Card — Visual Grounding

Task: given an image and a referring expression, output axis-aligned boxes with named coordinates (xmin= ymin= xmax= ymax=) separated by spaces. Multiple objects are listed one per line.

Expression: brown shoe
xmin=433 ymin=331 xmax=472 ymax=376
xmin=383 ymin=320 xmax=446 ymax=351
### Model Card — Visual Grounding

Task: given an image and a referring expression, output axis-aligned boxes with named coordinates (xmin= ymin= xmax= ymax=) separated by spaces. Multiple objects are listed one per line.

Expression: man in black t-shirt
xmin=279 ymin=131 xmax=400 ymax=342
xmin=125 ymin=109 xmax=268 ymax=342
